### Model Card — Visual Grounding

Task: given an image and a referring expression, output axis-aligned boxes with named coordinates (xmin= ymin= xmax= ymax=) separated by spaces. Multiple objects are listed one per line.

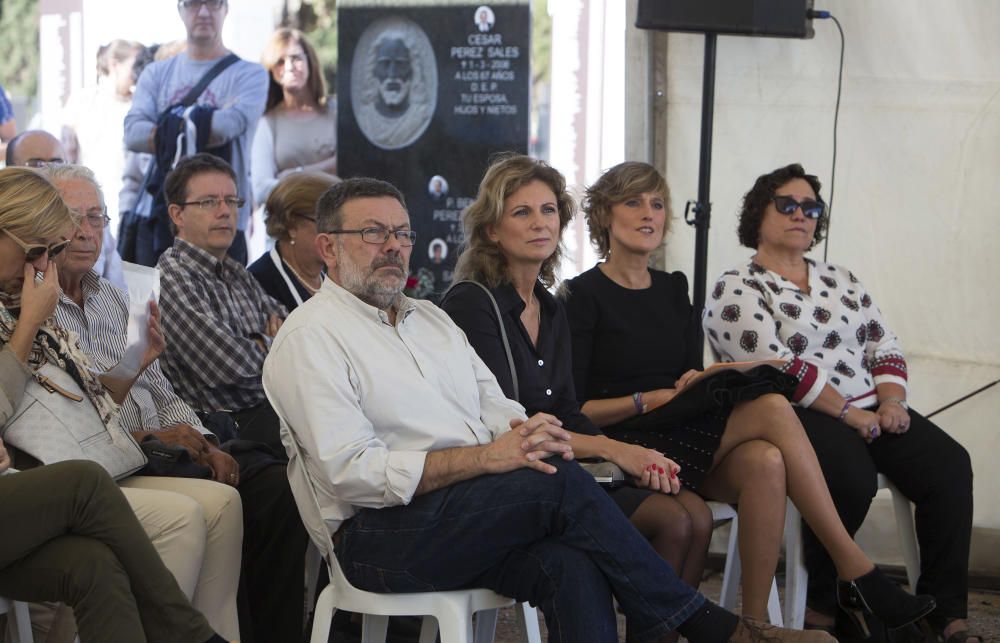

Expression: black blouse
xmin=441 ymin=280 xmax=601 ymax=436
xmin=561 ymin=265 xmax=703 ymax=402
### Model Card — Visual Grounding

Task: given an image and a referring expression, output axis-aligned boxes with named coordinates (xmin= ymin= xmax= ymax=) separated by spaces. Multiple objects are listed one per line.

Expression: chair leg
xmin=436 ymin=606 xmax=475 ymax=643
xmin=419 ymin=616 xmax=440 ymax=643
xmin=474 ymin=608 xmax=498 ymax=643
xmin=719 ymin=515 xmax=741 ymax=610
xmin=514 ymin=603 xmax=542 ymax=643
xmin=310 ymin=586 xmax=337 ymax=643
xmin=766 ymin=579 xmax=784 ymax=626
xmin=362 ymin=614 xmax=390 ymax=643
xmin=783 ymin=500 xmax=808 ymax=629
xmin=888 ymin=483 xmax=921 ymax=591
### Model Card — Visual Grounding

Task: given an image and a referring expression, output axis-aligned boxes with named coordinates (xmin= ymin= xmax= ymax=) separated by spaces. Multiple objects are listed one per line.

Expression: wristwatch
xmin=883 ymin=396 xmax=908 ymax=411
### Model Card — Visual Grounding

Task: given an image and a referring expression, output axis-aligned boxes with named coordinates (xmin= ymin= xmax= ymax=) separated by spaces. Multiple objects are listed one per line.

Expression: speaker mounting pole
xmin=689 ymin=33 xmax=717 ymax=351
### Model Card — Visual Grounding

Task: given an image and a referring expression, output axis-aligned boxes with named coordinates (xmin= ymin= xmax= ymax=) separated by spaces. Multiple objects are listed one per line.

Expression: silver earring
xmin=290 ymin=238 xmax=296 ymax=245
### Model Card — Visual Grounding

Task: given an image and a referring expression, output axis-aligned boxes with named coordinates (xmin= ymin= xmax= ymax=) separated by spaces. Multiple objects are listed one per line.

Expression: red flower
xmin=405 ymin=275 xmax=419 ymax=289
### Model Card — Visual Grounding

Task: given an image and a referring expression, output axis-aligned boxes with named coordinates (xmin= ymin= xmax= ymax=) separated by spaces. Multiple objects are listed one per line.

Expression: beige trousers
xmin=118 ymin=476 xmax=243 ymax=640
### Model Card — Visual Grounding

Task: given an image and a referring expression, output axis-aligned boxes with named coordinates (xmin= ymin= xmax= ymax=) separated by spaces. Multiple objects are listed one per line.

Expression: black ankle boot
xmin=837 ymin=568 xmax=936 ymax=637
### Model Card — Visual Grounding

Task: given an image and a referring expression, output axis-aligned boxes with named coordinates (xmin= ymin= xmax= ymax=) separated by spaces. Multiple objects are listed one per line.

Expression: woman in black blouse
xmin=248 ymin=171 xmax=337 ymax=310
xmin=561 ymin=162 xmax=932 ymax=633
xmin=442 ymin=154 xmax=712 ymax=642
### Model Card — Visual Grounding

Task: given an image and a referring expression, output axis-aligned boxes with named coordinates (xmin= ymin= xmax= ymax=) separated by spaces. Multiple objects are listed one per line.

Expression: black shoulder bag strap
xmin=441 ymin=280 xmax=519 ymax=401
xmin=180 ymin=52 xmax=240 ymax=107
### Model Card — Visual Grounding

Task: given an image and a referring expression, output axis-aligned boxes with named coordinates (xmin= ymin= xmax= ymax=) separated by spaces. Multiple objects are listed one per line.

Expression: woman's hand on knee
xmin=613 ymin=442 xmax=680 ymax=493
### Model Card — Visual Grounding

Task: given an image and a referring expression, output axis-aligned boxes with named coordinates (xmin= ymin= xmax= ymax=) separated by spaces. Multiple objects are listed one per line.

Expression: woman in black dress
xmin=561 ymin=161 xmax=932 ymax=634
xmin=442 ymin=154 xmax=712 ymax=642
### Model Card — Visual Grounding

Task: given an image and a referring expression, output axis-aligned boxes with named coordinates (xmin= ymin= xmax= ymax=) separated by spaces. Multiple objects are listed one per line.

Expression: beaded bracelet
xmin=632 ymin=392 xmax=646 ymax=415
xmin=837 ymin=400 xmax=851 ymax=421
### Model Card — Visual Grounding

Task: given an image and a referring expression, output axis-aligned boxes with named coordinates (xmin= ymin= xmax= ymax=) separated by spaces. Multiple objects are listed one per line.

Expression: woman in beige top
xmin=251 ymin=29 xmax=338 ymax=205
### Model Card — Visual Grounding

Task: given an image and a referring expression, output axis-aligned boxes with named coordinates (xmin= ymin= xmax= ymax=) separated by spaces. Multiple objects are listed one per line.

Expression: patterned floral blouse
xmin=703 ymin=258 xmax=907 ymax=409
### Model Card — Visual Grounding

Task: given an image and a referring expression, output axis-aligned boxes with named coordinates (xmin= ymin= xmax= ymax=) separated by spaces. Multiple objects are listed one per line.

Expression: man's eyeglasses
xmin=70 ymin=207 xmax=112 ymax=231
xmin=3 ymin=229 xmax=71 ymax=262
xmin=178 ymin=0 xmax=225 ymax=10
xmin=23 ymin=158 xmax=66 ymax=169
xmin=772 ymin=195 xmax=826 ymax=220
xmin=177 ymin=196 xmax=246 ymax=211
xmin=325 ymin=227 xmax=417 ymax=247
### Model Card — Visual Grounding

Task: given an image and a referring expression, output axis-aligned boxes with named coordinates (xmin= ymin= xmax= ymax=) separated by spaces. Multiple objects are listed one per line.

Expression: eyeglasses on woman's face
xmin=2 ymin=229 xmax=71 ymax=262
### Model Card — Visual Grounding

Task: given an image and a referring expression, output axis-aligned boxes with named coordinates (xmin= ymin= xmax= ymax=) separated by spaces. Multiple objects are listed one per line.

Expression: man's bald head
xmin=6 ymin=130 xmax=67 ymax=168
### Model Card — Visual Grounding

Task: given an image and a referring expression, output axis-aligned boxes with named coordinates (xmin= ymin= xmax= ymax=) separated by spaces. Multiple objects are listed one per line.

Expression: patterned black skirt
xmin=603 ymin=407 xmax=730 ymax=494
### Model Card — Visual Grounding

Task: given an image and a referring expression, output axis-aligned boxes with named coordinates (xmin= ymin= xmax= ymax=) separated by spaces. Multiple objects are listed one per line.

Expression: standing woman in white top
xmin=251 ymin=28 xmax=338 ymax=206
xmin=705 ymin=163 xmax=976 ymax=643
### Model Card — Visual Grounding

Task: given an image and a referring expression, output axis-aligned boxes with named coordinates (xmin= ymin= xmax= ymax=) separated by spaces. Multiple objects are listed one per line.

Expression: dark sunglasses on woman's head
xmin=772 ymin=195 xmax=825 ymax=220
xmin=3 ymin=229 xmax=72 ymax=262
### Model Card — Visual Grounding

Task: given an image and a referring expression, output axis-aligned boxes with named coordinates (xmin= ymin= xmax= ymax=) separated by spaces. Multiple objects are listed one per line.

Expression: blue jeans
xmin=338 ymin=459 xmax=705 ymax=642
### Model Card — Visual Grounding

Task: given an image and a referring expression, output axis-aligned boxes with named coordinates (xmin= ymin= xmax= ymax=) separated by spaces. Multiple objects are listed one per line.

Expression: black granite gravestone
xmin=338 ymin=1 xmax=531 ymax=297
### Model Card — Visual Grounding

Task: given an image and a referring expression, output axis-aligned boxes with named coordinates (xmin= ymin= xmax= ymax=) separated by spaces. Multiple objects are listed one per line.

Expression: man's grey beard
xmin=338 ymin=250 xmax=406 ymax=311
xmin=378 ymin=78 xmax=410 ymax=107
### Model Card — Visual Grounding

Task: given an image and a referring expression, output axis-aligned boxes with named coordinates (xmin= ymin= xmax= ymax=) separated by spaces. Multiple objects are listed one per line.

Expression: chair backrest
xmin=279 ymin=420 xmax=342 ymax=581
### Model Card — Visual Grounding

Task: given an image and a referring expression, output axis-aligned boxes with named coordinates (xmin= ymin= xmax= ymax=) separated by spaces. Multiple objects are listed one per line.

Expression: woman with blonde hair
xmin=561 ymin=161 xmax=933 ymax=634
xmin=248 ymin=171 xmax=338 ymax=310
xmin=444 ymin=154 xmax=713 ymax=643
xmin=251 ymin=28 xmax=337 ymax=206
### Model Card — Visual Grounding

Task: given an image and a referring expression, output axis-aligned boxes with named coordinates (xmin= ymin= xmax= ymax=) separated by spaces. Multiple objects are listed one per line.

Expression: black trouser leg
xmin=868 ymin=409 xmax=973 ymax=624
xmin=238 ymin=463 xmax=310 ymax=643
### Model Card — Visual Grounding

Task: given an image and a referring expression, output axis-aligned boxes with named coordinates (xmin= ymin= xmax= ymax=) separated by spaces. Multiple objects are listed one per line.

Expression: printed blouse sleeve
xmin=704 ymin=269 xmax=828 ymax=407
xmin=850 ymin=270 xmax=908 ymax=392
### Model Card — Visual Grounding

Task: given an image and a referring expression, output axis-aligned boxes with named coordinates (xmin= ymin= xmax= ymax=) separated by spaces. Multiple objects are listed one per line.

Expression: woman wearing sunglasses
xmin=705 ymin=163 xmax=976 ymax=642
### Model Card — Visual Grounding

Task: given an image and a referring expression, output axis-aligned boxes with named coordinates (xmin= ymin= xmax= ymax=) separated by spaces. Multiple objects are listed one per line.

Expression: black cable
xmin=925 ymin=379 xmax=1000 ymax=419
xmin=821 ymin=14 xmax=845 ymax=262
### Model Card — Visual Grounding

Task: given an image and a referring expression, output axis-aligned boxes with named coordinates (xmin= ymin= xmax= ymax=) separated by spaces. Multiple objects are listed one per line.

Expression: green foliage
xmin=532 ymin=0 xmax=550 ymax=86
xmin=0 ymin=0 xmax=40 ymax=99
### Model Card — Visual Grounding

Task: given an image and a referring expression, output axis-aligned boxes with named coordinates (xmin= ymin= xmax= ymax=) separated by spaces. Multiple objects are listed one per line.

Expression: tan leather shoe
xmin=728 ymin=617 xmax=838 ymax=643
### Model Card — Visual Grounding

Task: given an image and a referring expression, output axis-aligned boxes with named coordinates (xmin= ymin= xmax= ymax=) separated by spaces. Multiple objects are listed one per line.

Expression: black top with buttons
xmin=441 ymin=280 xmax=601 ymax=435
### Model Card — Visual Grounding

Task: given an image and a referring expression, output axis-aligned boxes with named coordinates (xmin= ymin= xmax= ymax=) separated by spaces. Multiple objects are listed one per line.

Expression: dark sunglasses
xmin=772 ymin=195 xmax=825 ymax=220
xmin=3 ymin=229 xmax=72 ymax=262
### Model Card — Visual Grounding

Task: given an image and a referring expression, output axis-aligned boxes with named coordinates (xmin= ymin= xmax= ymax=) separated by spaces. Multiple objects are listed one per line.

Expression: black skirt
xmin=603 ymin=407 xmax=730 ymax=492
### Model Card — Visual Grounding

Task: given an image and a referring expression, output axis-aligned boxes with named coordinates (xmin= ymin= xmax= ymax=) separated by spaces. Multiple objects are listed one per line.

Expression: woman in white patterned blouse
xmin=705 ymin=163 xmax=976 ymax=643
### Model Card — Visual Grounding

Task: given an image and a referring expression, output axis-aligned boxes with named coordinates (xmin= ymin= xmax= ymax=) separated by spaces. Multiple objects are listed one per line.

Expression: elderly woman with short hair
xmin=248 ymin=171 xmax=338 ymax=310
xmin=705 ymin=163 xmax=976 ymax=642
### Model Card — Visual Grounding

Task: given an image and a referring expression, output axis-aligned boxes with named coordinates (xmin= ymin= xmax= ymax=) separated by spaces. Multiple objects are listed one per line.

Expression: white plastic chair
xmin=782 ymin=473 xmax=920 ymax=628
xmin=709 ymin=502 xmax=784 ymax=625
xmin=282 ymin=424 xmax=542 ymax=643
xmin=0 ymin=596 xmax=33 ymax=643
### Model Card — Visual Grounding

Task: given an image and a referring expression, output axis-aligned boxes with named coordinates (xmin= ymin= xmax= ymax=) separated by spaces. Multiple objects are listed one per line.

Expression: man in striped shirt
xmin=50 ymin=163 xmax=309 ymax=642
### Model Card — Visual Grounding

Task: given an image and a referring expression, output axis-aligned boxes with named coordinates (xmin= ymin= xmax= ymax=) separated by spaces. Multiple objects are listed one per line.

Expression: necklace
xmin=282 ymin=257 xmax=322 ymax=294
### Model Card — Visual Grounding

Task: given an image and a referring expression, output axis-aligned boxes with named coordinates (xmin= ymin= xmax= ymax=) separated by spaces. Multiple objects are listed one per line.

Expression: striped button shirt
xmin=55 ymin=271 xmax=211 ymax=436
xmin=158 ymin=238 xmax=286 ymax=412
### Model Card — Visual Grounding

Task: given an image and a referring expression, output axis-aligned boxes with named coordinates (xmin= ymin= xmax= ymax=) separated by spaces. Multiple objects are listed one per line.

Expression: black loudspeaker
xmin=636 ymin=0 xmax=815 ymax=39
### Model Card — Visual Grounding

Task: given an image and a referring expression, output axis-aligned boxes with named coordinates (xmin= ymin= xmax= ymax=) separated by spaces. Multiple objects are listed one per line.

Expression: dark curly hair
xmin=737 ymin=163 xmax=828 ymax=249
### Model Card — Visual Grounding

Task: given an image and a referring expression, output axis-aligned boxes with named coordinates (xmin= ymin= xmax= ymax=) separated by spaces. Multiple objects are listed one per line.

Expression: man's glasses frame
xmin=772 ymin=195 xmax=826 ymax=220
xmin=3 ymin=229 xmax=71 ymax=262
xmin=177 ymin=196 xmax=246 ymax=211
xmin=70 ymin=207 xmax=112 ymax=231
xmin=324 ymin=227 xmax=417 ymax=247
xmin=178 ymin=0 xmax=226 ymax=10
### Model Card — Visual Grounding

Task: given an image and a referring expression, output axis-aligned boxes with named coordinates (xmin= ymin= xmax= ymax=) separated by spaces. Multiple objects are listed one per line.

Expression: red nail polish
xmin=658 ymin=467 xmax=665 ymax=474
xmin=671 ymin=471 xmax=678 ymax=479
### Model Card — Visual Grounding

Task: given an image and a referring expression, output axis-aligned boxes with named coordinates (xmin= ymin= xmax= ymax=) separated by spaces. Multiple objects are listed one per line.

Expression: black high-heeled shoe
xmin=837 ymin=567 xmax=936 ymax=638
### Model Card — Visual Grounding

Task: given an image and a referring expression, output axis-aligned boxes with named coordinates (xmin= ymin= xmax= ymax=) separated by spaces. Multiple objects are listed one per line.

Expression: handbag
xmin=442 ymin=281 xmax=625 ymax=487
xmin=0 ymin=363 xmax=147 ymax=480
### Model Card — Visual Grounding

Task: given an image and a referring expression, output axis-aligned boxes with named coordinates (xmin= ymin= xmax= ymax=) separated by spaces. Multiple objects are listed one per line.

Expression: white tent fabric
xmin=659 ymin=1 xmax=1000 ymax=571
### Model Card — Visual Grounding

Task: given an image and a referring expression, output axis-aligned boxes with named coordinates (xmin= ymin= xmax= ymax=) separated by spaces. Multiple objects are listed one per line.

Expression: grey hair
xmin=43 ymin=164 xmax=107 ymax=210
